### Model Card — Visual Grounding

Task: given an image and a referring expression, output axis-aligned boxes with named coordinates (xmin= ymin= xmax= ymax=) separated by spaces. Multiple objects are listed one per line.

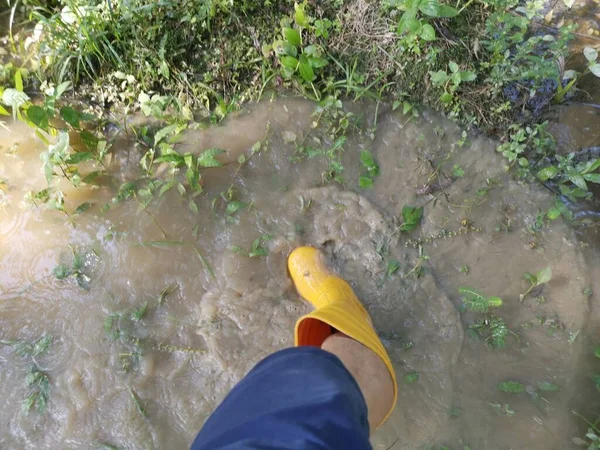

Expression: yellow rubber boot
xmin=288 ymin=246 xmax=397 ymax=427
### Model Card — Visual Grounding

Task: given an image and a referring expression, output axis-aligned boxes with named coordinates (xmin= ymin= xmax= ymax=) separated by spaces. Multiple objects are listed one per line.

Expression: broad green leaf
xmin=460 ymin=71 xmax=476 ymax=82
xmin=590 ymin=64 xmax=600 ymax=78
xmin=398 ymin=9 xmax=418 ymax=33
xmin=79 ymin=130 xmax=98 ymax=150
xmin=294 ymin=2 xmax=308 ymax=27
xmin=538 ymin=382 xmax=559 ymax=392
xmin=452 ymin=164 xmax=465 ymax=177
xmin=581 ymin=158 xmax=600 ymax=174
xmin=584 ymin=46 xmax=598 ymax=63
xmin=360 ymin=150 xmax=377 ymax=171
xmin=66 ymin=152 xmax=93 ymax=164
xmin=60 ymin=106 xmax=80 ymax=128
xmin=154 ymin=153 xmax=184 ymax=164
xmin=429 ymin=70 xmax=448 ymax=85
xmin=537 ymin=166 xmax=558 ymax=181
xmin=53 ymin=264 xmax=71 ymax=279
xmin=226 ymin=200 xmax=247 ymax=215
xmin=547 ymin=207 xmax=561 ymax=220
xmin=584 ymin=173 xmax=600 ymax=184
xmin=497 ymin=381 xmax=525 ymax=393
xmin=0 ymin=104 xmax=9 ymax=115
xmin=569 ymin=173 xmax=587 ymax=190
xmin=400 ymin=205 xmax=424 ymax=231
xmin=535 ymin=266 xmax=552 ymax=285
xmin=283 ymin=27 xmax=301 ymax=47
xmin=449 ymin=61 xmax=459 ymax=73
xmin=197 ymin=148 xmax=224 ymax=167
xmin=419 ymin=0 xmax=458 ymax=17
xmin=594 ymin=347 xmax=600 ymax=359
xmin=440 ymin=92 xmax=453 ymax=104
xmin=154 ymin=124 xmax=178 ymax=146
xmin=386 ymin=260 xmax=400 ymax=277
xmin=27 ymin=105 xmax=49 ymax=130
xmin=298 ymin=55 xmax=315 ymax=82
xmin=74 ymin=202 xmax=92 ymax=215
xmin=487 ymin=296 xmax=503 ymax=308
xmin=404 ymin=371 xmax=419 ymax=383
xmin=309 ymin=57 xmax=329 ymax=69
xmin=280 ymin=56 xmax=299 ymax=69
xmin=420 ymin=23 xmax=436 ymax=41
xmin=359 ymin=176 xmax=373 ymax=188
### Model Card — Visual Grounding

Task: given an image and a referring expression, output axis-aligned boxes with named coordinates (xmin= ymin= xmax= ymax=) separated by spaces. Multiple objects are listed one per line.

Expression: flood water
xmin=1 ymin=96 xmax=600 ymax=449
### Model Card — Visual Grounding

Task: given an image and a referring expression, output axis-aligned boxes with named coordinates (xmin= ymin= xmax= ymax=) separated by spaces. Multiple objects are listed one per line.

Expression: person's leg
xmin=321 ymin=333 xmax=394 ymax=431
xmin=191 ymin=247 xmax=397 ymax=449
xmin=191 ymin=346 xmax=372 ymax=450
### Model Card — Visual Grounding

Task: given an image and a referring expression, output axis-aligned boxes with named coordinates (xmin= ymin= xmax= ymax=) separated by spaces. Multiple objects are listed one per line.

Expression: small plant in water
xmin=399 ymin=205 xmax=424 ymax=232
xmin=53 ymin=247 xmax=96 ymax=290
xmin=520 ymin=266 xmax=552 ymax=302
xmin=459 ymin=287 xmax=502 ymax=313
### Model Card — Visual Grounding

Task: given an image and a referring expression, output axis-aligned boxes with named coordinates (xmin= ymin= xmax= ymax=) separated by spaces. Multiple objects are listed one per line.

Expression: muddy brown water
xmin=1 ymin=97 xmax=600 ymax=449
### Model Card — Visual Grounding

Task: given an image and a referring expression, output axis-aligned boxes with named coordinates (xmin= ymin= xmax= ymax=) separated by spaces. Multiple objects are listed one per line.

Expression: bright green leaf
xmin=280 ymin=56 xmax=299 ymax=69
xmin=420 ymin=23 xmax=436 ymax=41
xmin=590 ymin=64 xmax=600 ymax=78
xmin=537 ymin=166 xmax=558 ymax=181
xmin=584 ymin=47 xmax=598 ymax=63
xmin=197 ymin=148 xmax=224 ymax=167
xmin=298 ymin=55 xmax=315 ymax=82
xmin=283 ymin=27 xmax=301 ymax=47
xmin=497 ymin=381 xmax=525 ymax=393
xmin=419 ymin=0 xmax=458 ymax=17
xmin=535 ymin=266 xmax=552 ymax=285
xmin=66 ymin=152 xmax=93 ymax=164
xmin=27 ymin=105 xmax=49 ymax=130
xmin=60 ymin=106 xmax=80 ymax=129
xmin=448 ymin=61 xmax=459 ymax=73
xmin=359 ymin=176 xmax=373 ymax=188
xmin=74 ymin=202 xmax=92 ymax=215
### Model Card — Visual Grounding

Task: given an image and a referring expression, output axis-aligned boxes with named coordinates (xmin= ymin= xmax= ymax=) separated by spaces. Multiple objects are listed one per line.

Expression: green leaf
xmin=32 ymin=336 xmax=52 ymax=357
xmin=594 ymin=347 xmax=600 ymax=359
xmin=309 ymin=57 xmax=329 ymax=69
xmin=547 ymin=207 xmax=561 ymax=220
xmin=419 ymin=0 xmax=458 ymax=17
xmin=589 ymin=64 xmax=600 ymax=78
xmin=197 ymin=148 xmax=224 ymax=167
xmin=226 ymin=200 xmax=247 ymax=215
xmin=440 ymin=92 xmax=453 ymax=104
xmin=452 ymin=164 xmax=465 ymax=177
xmin=359 ymin=176 xmax=373 ymax=188
xmin=584 ymin=47 xmax=598 ymax=63
xmin=459 ymin=287 xmax=502 ymax=312
xmin=298 ymin=55 xmax=315 ymax=82
xmin=27 ymin=105 xmax=49 ymax=130
xmin=497 ymin=381 xmax=525 ymax=394
xmin=131 ymin=302 xmax=148 ymax=321
xmin=420 ymin=23 xmax=436 ymax=41
xmin=581 ymin=158 xmax=600 ymax=174
xmin=53 ymin=264 xmax=71 ymax=279
xmin=283 ymin=27 xmax=301 ymax=47
xmin=535 ymin=267 xmax=552 ymax=285
xmin=360 ymin=150 xmax=377 ymax=171
xmin=536 ymin=166 xmax=558 ymax=181
xmin=60 ymin=106 xmax=80 ymax=128
xmin=404 ymin=371 xmax=419 ymax=383
xmin=74 ymin=202 xmax=92 ymax=215
xmin=538 ymin=382 xmax=559 ymax=392
xmin=280 ymin=56 xmax=299 ymax=69
xmin=399 ymin=205 xmax=424 ymax=231
xmin=15 ymin=69 xmax=24 ymax=92
xmin=154 ymin=124 xmax=178 ymax=146
xmin=55 ymin=81 xmax=72 ymax=98
xmin=398 ymin=9 xmax=418 ymax=33
xmin=66 ymin=152 xmax=93 ymax=164
xmin=0 ymin=104 xmax=9 ymax=115
xmin=460 ymin=71 xmax=476 ymax=82
xmin=569 ymin=173 xmax=587 ymax=191
xmin=386 ymin=260 xmax=400 ymax=277
xmin=448 ymin=61 xmax=459 ymax=73
xmin=584 ymin=173 xmax=600 ymax=184
xmin=429 ymin=70 xmax=448 ymax=86
xmin=294 ymin=2 xmax=308 ymax=27
xmin=2 ymin=88 xmax=30 ymax=119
